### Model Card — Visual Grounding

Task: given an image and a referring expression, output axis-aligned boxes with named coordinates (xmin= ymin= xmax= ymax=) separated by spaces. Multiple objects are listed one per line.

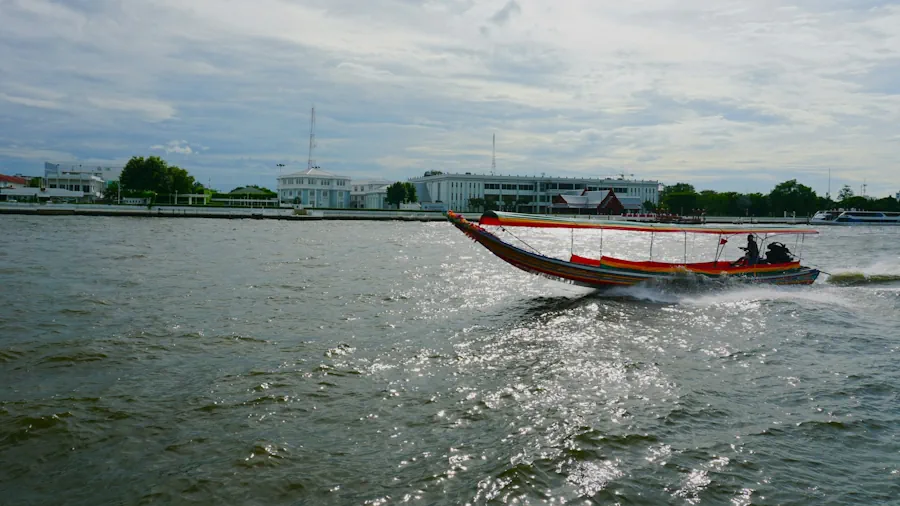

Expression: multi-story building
xmin=45 ymin=162 xmax=123 ymax=183
xmin=276 ymin=167 xmax=351 ymax=208
xmin=407 ymin=171 xmax=659 ymax=213
xmin=350 ymin=179 xmax=392 ymax=209
xmin=45 ymin=172 xmax=106 ymax=200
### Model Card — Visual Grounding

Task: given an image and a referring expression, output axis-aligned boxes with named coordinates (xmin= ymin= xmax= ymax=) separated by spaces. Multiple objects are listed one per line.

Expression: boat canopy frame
xmin=478 ymin=211 xmax=819 ymax=236
xmin=477 ymin=210 xmax=816 ymax=266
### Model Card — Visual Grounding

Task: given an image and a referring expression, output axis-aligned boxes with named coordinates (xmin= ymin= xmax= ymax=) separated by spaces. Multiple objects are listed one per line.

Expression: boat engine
xmin=765 ymin=242 xmax=794 ymax=264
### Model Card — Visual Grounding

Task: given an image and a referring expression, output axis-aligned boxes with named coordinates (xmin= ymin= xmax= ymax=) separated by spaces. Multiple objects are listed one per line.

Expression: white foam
xmin=597 ymin=282 xmax=855 ymax=309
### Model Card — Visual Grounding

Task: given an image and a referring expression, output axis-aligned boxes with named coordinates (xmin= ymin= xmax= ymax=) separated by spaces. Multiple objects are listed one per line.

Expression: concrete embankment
xmin=0 ymin=204 xmax=451 ymax=221
xmin=0 ymin=204 xmax=811 ymax=224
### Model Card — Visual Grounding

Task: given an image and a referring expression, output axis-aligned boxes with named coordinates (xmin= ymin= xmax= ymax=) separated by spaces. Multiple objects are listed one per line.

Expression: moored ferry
xmin=811 ymin=210 xmax=900 ymax=225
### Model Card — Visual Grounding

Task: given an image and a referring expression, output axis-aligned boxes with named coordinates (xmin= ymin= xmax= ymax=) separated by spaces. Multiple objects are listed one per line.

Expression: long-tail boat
xmin=447 ymin=210 xmax=820 ymax=287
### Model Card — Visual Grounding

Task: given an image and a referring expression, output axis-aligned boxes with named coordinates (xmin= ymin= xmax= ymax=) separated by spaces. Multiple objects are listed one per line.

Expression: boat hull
xmin=448 ymin=211 xmax=820 ymax=288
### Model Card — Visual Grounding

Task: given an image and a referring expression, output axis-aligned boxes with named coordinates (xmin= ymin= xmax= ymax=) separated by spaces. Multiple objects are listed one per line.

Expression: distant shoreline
xmin=0 ymin=204 xmax=451 ymax=222
xmin=0 ymin=204 xmax=815 ymax=225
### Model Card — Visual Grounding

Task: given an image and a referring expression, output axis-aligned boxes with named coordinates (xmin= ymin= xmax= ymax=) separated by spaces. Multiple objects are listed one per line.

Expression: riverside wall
xmin=0 ymin=203 xmax=812 ymax=224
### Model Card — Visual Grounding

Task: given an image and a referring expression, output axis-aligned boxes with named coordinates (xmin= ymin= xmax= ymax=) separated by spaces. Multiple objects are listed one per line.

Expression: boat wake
xmin=825 ymin=258 xmax=900 ymax=286
xmin=826 ymin=272 xmax=900 ymax=286
xmin=597 ymin=278 xmax=854 ymax=308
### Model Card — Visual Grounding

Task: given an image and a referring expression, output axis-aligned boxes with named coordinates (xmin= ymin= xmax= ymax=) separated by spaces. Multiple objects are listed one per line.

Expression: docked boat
xmin=448 ymin=210 xmax=820 ymax=288
xmin=811 ymin=210 xmax=900 ymax=225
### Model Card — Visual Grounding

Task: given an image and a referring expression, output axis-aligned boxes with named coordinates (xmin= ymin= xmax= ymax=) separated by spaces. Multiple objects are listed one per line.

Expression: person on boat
xmin=743 ymin=234 xmax=760 ymax=265
xmin=732 ymin=234 xmax=760 ymax=266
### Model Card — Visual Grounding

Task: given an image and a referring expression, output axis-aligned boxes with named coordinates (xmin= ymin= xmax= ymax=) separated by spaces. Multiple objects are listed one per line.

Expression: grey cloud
xmin=490 ymin=0 xmax=521 ymax=25
xmin=0 ymin=0 xmax=899 ymax=193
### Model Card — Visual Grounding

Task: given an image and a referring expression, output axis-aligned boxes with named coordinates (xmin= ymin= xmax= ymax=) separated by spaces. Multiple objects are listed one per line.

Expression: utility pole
xmin=307 ymin=107 xmax=317 ymax=170
xmin=491 ymin=134 xmax=496 ymax=175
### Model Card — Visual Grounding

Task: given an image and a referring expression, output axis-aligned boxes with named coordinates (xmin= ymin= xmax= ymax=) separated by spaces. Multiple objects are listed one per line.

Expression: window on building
xmin=559 ymin=183 xmax=574 ymax=190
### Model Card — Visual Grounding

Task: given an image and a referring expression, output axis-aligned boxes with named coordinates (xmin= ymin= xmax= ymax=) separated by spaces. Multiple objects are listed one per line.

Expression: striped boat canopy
xmin=477 ymin=211 xmax=819 ymax=235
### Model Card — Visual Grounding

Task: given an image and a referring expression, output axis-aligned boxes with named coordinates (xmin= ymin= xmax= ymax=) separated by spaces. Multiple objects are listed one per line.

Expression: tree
xmin=841 ymin=195 xmax=871 ymax=210
xmin=660 ymin=183 xmax=695 ymax=202
xmin=169 ymin=166 xmax=196 ymax=194
xmin=837 ymin=185 xmax=854 ymax=202
xmin=103 ymin=181 xmax=120 ymax=202
xmin=402 ymin=182 xmax=418 ymax=203
xmin=28 ymin=177 xmax=43 ymax=188
xmin=663 ymin=191 xmax=698 ymax=215
xmin=120 ymin=156 xmax=167 ymax=193
xmin=642 ymin=200 xmax=657 ymax=213
xmin=468 ymin=197 xmax=485 ymax=212
xmin=386 ymin=182 xmax=406 ymax=207
xmin=872 ymin=196 xmax=900 ymax=212
xmin=747 ymin=193 xmax=770 ymax=216
xmin=768 ymin=179 xmax=818 ymax=216
xmin=119 ymin=155 xmax=199 ymax=197
xmin=816 ymin=195 xmax=836 ymax=211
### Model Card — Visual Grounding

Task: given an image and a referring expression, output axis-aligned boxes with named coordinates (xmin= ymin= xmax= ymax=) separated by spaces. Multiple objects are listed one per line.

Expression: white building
xmin=363 ymin=185 xmax=391 ymax=209
xmin=1 ymin=187 xmax=90 ymax=202
xmin=407 ymin=171 xmax=659 ymax=214
xmin=276 ymin=167 xmax=351 ymax=208
xmin=45 ymin=162 xmax=123 ymax=183
xmin=350 ymin=179 xmax=392 ymax=208
xmin=43 ymin=172 xmax=105 ymax=200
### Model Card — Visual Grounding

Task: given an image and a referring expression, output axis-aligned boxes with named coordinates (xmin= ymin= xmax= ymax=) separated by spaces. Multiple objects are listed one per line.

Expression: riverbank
xmin=0 ymin=203 xmax=450 ymax=221
xmin=0 ymin=203 xmax=812 ymax=224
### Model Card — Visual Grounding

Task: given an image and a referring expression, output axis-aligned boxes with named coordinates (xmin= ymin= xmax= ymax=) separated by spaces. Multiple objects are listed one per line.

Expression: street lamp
xmin=276 ymin=163 xmax=286 ymax=204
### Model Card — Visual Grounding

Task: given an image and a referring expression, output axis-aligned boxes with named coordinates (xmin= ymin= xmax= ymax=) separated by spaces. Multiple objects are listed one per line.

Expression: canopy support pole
xmin=570 ymin=228 xmax=574 ymax=258
xmin=649 ymin=232 xmax=654 ymax=261
xmin=599 ymin=228 xmax=603 ymax=257
xmin=799 ymin=234 xmax=805 ymax=262
xmin=715 ymin=234 xmax=723 ymax=264
xmin=683 ymin=232 xmax=687 ymax=264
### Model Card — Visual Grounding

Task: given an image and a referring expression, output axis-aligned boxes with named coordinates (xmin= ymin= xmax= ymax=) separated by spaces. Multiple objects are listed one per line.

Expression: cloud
xmin=490 ymin=0 xmax=522 ymax=26
xmin=0 ymin=0 xmax=898 ymax=194
xmin=150 ymin=140 xmax=196 ymax=155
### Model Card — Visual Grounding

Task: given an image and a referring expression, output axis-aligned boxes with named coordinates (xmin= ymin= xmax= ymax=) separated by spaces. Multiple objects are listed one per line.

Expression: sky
xmin=1 ymin=0 xmax=899 ymax=196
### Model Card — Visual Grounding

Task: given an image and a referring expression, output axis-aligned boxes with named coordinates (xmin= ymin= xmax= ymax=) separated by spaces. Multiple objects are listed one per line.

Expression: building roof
xmin=363 ymin=185 xmax=391 ymax=195
xmin=280 ymin=167 xmax=349 ymax=179
xmin=553 ymin=190 xmax=644 ymax=209
xmin=408 ymin=171 xmax=659 ymax=185
xmin=0 ymin=174 xmax=29 ymax=185
xmin=228 ymin=186 xmax=271 ymax=195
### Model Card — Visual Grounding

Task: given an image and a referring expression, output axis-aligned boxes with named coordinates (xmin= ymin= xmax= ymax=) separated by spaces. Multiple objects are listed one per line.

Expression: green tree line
xmin=659 ymin=180 xmax=899 ymax=216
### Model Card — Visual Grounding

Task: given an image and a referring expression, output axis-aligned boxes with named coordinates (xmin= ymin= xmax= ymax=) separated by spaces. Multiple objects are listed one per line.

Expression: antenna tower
xmin=307 ymin=106 xmax=317 ymax=170
xmin=491 ymin=134 xmax=496 ymax=174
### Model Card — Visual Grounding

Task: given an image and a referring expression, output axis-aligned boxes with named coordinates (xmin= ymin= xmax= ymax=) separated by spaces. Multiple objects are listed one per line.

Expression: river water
xmin=1 ymin=216 xmax=898 ymax=505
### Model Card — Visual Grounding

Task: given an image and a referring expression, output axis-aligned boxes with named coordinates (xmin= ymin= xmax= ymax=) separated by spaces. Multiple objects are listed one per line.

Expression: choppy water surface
xmin=1 ymin=216 xmax=899 ymax=505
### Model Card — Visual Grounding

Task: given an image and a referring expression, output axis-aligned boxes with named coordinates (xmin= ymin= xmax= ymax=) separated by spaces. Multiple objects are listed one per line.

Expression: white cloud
xmin=0 ymin=93 xmax=61 ymax=110
xmin=0 ymin=0 xmax=898 ymax=194
xmin=86 ymin=97 xmax=177 ymax=122
xmin=150 ymin=140 xmax=195 ymax=155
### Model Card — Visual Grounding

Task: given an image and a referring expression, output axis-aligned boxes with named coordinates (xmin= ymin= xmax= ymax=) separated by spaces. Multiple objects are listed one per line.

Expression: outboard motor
xmin=766 ymin=242 xmax=794 ymax=264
